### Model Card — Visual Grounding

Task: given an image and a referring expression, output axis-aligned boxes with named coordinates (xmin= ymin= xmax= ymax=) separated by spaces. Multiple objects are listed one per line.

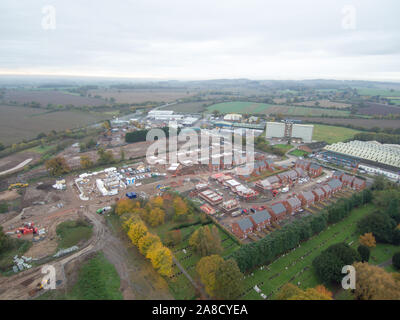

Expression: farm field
xmin=355 ymin=88 xmax=400 ymax=97
xmin=88 ymin=88 xmax=196 ymax=104
xmin=240 ymin=204 xmax=375 ymax=300
xmin=357 ymin=102 xmax=400 ymax=116
xmin=0 ymin=105 xmax=109 ymax=145
xmin=312 ymin=124 xmax=361 ymax=144
xmin=206 ymin=101 xmax=350 ymax=117
xmin=164 ymin=101 xmax=207 ymax=113
xmin=298 ymin=117 xmax=400 ymax=130
xmin=2 ymin=89 xmax=106 ymax=107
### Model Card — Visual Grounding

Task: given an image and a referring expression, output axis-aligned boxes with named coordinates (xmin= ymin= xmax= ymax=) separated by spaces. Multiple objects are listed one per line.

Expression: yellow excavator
xmin=8 ymin=183 xmax=29 ymax=191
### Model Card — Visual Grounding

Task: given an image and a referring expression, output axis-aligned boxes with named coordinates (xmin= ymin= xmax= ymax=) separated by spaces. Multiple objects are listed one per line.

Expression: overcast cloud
xmin=0 ymin=0 xmax=399 ymax=80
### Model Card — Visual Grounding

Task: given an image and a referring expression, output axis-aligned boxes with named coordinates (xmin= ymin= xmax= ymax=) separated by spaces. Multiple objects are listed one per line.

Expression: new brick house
xmin=295 ymin=159 xmax=311 ymax=171
xmin=327 ymin=178 xmax=343 ymax=193
xmin=298 ymin=190 xmax=315 ymax=207
xmin=283 ymin=196 xmax=302 ymax=214
xmin=294 ymin=167 xmax=307 ymax=178
xmin=267 ymin=202 xmax=287 ymax=221
xmin=312 ymin=187 xmax=325 ymax=202
xmin=321 ymin=184 xmax=332 ymax=198
xmin=308 ymin=163 xmax=323 ymax=178
xmin=341 ymin=174 xmax=355 ymax=187
xmin=232 ymin=217 xmax=254 ymax=239
xmin=332 ymin=171 xmax=345 ymax=180
xmin=249 ymin=209 xmax=271 ymax=230
xmin=277 ymin=170 xmax=298 ymax=184
xmin=352 ymin=177 xmax=366 ymax=190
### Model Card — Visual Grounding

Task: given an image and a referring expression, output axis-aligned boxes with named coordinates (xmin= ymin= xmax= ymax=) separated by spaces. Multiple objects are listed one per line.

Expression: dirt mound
xmin=36 ymin=183 xmax=53 ymax=191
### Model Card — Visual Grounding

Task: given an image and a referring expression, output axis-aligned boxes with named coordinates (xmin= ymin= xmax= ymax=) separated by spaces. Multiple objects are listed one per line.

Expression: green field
xmin=206 ymin=102 xmax=350 ymax=117
xmin=56 ymin=219 xmax=93 ymax=249
xmin=37 ymin=252 xmax=122 ymax=300
xmin=313 ymin=124 xmax=361 ymax=144
xmin=240 ymin=204 xmax=375 ymax=300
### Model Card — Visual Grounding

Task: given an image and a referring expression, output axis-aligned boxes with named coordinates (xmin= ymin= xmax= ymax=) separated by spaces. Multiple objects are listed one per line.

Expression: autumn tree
xmin=196 ymin=255 xmax=224 ymax=297
xmin=276 ymin=283 xmax=332 ymax=300
xmin=289 ymin=288 xmax=333 ymax=300
xmin=189 ymin=225 xmax=222 ymax=257
xmin=314 ymin=285 xmax=333 ymax=299
xmin=353 ymin=262 xmax=400 ymax=300
xmin=127 ymin=220 xmax=148 ymax=246
xmin=146 ymin=244 xmax=173 ymax=276
xmin=146 ymin=208 xmax=165 ymax=227
xmin=150 ymin=196 xmax=164 ymax=208
xmin=115 ymin=199 xmax=139 ymax=216
xmin=45 ymin=156 xmax=70 ymax=176
xmin=80 ymin=155 xmax=93 ymax=169
xmin=196 ymin=255 xmax=243 ymax=299
xmin=359 ymin=232 xmax=376 ymax=248
xmin=173 ymin=197 xmax=188 ymax=219
xmin=165 ymin=230 xmax=182 ymax=246
xmin=138 ymin=233 xmax=161 ymax=256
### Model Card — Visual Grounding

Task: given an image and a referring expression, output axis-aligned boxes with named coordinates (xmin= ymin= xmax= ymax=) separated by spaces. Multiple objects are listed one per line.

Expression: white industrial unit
xmin=266 ymin=122 xmax=286 ymax=138
xmin=291 ymin=124 xmax=314 ymax=143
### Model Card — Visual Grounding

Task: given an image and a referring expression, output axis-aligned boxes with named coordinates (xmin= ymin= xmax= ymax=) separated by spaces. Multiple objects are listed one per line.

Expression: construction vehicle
xmin=96 ymin=206 xmax=112 ymax=214
xmin=16 ymin=222 xmax=38 ymax=237
xmin=8 ymin=183 xmax=29 ymax=191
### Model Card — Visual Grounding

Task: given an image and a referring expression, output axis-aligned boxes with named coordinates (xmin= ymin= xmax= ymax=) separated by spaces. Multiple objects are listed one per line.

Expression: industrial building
xmin=147 ymin=110 xmax=184 ymax=121
xmin=323 ymin=140 xmax=400 ymax=171
xmin=265 ymin=122 xmax=314 ymax=143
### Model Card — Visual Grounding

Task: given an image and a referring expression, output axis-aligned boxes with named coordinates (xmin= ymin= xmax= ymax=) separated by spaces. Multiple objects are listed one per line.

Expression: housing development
xmin=0 ymin=0 xmax=399 ymax=307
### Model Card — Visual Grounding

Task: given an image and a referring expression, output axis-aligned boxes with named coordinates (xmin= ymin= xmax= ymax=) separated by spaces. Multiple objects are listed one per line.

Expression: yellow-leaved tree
xmin=127 ymin=220 xmax=148 ymax=246
xmin=115 ymin=198 xmax=140 ymax=216
xmin=138 ymin=233 xmax=161 ymax=256
xmin=147 ymin=208 xmax=165 ymax=227
xmin=173 ymin=197 xmax=188 ymax=218
xmin=146 ymin=244 xmax=173 ymax=276
xmin=359 ymin=232 xmax=376 ymax=248
xmin=196 ymin=254 xmax=224 ymax=297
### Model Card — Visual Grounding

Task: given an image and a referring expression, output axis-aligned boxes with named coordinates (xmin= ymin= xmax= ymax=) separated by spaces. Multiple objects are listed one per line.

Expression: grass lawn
xmin=56 ymin=219 xmax=93 ymax=249
xmin=289 ymin=149 xmax=310 ymax=157
xmin=355 ymin=88 xmax=400 ymax=97
xmin=37 ymin=251 xmax=122 ymax=300
xmin=28 ymin=145 xmax=56 ymax=154
xmin=240 ymin=204 xmax=375 ymax=300
xmin=313 ymin=124 xmax=361 ymax=144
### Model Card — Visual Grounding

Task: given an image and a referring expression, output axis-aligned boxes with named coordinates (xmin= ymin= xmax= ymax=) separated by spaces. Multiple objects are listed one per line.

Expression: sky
xmin=0 ymin=0 xmax=399 ymax=81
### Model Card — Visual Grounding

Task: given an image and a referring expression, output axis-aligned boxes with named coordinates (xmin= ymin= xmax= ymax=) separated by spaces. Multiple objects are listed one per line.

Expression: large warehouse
xmin=323 ymin=140 xmax=400 ymax=170
xmin=266 ymin=122 xmax=314 ymax=143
